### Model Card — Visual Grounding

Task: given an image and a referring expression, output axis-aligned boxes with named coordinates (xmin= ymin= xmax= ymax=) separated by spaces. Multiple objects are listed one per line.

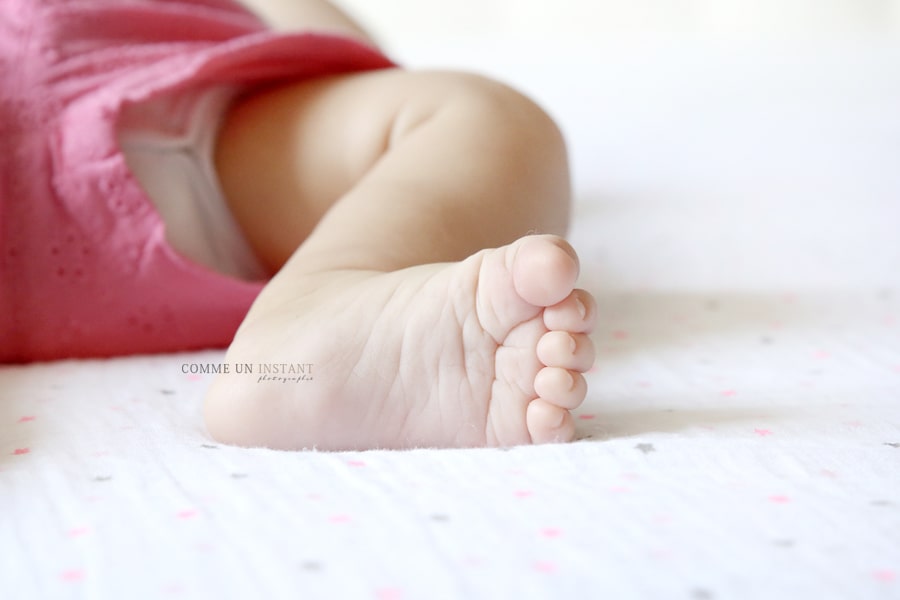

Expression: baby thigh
xmin=215 ymin=68 xmax=571 ymax=274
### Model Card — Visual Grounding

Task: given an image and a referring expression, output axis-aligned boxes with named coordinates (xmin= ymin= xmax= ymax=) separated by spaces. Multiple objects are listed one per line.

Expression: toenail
xmin=575 ymin=297 xmax=587 ymax=320
xmin=560 ymin=369 xmax=575 ymax=390
xmin=549 ymin=407 xmax=567 ymax=428
xmin=567 ymin=334 xmax=577 ymax=354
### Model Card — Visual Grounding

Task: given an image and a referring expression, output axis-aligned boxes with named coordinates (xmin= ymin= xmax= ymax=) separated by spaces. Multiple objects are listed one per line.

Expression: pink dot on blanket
xmin=18 ymin=416 xmax=36 ymax=423
xmin=12 ymin=448 xmax=30 ymax=455
xmin=533 ymin=561 xmax=557 ymax=574
xmin=540 ymin=528 xmax=562 ymax=538
xmin=874 ymin=570 xmax=896 ymax=583
xmin=769 ymin=495 xmax=791 ymax=504
xmin=375 ymin=588 xmax=403 ymax=600
xmin=176 ymin=509 xmax=198 ymax=520
xmin=329 ymin=514 xmax=352 ymax=524
xmin=60 ymin=570 xmax=85 ymax=582
xmin=514 ymin=490 xmax=534 ymax=498
xmin=347 ymin=460 xmax=366 ymax=467
xmin=163 ymin=583 xmax=186 ymax=595
xmin=68 ymin=527 xmax=91 ymax=538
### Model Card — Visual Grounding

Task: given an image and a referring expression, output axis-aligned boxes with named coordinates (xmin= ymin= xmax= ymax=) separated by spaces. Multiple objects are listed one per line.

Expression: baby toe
xmin=543 ymin=289 xmax=597 ymax=333
xmin=511 ymin=236 xmax=579 ymax=307
xmin=526 ymin=398 xmax=576 ymax=444
xmin=536 ymin=331 xmax=595 ymax=372
xmin=533 ymin=367 xmax=587 ymax=409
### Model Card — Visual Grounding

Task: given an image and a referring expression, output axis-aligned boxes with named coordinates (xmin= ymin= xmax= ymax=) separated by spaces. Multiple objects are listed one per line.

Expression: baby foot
xmin=204 ymin=235 xmax=596 ymax=451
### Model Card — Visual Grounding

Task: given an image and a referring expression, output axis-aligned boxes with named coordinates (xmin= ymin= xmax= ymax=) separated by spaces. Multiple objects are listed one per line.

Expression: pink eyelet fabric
xmin=0 ymin=0 xmax=394 ymax=362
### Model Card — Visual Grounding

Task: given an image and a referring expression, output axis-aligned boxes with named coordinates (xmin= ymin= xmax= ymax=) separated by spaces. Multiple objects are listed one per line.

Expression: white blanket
xmin=3 ymin=40 xmax=899 ymax=600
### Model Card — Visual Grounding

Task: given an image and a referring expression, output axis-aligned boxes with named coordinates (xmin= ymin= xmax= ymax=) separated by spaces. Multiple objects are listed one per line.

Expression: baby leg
xmin=205 ymin=70 xmax=597 ymax=450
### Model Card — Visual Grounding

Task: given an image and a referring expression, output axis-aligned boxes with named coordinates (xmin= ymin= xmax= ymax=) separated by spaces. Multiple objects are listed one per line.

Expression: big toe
xmin=511 ymin=235 xmax=579 ymax=307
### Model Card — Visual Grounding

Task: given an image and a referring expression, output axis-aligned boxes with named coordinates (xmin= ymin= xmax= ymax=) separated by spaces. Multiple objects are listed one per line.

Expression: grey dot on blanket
xmin=635 ymin=443 xmax=656 ymax=454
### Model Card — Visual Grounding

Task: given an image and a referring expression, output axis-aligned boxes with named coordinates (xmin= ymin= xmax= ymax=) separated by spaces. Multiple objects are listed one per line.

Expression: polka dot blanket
xmin=2 ymin=40 xmax=898 ymax=600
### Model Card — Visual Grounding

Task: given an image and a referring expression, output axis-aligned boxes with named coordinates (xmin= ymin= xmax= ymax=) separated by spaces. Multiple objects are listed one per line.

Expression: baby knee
xmin=463 ymin=74 xmax=564 ymax=142
xmin=395 ymin=71 xmax=568 ymax=159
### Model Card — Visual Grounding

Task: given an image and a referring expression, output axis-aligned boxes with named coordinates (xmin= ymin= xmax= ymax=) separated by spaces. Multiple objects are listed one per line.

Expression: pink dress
xmin=0 ymin=0 xmax=394 ymax=362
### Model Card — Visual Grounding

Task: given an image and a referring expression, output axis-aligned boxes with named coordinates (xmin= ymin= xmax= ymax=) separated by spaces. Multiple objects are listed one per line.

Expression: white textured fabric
xmin=118 ymin=86 xmax=268 ymax=281
xmin=2 ymin=41 xmax=899 ymax=600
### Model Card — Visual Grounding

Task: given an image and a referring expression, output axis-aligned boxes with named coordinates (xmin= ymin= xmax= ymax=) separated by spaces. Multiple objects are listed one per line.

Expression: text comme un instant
xmin=181 ymin=363 xmax=314 ymax=376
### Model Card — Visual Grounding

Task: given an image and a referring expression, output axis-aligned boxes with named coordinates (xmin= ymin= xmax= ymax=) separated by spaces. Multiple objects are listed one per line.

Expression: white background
xmin=335 ymin=0 xmax=900 ymax=49
xmin=334 ymin=0 xmax=900 ymax=293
